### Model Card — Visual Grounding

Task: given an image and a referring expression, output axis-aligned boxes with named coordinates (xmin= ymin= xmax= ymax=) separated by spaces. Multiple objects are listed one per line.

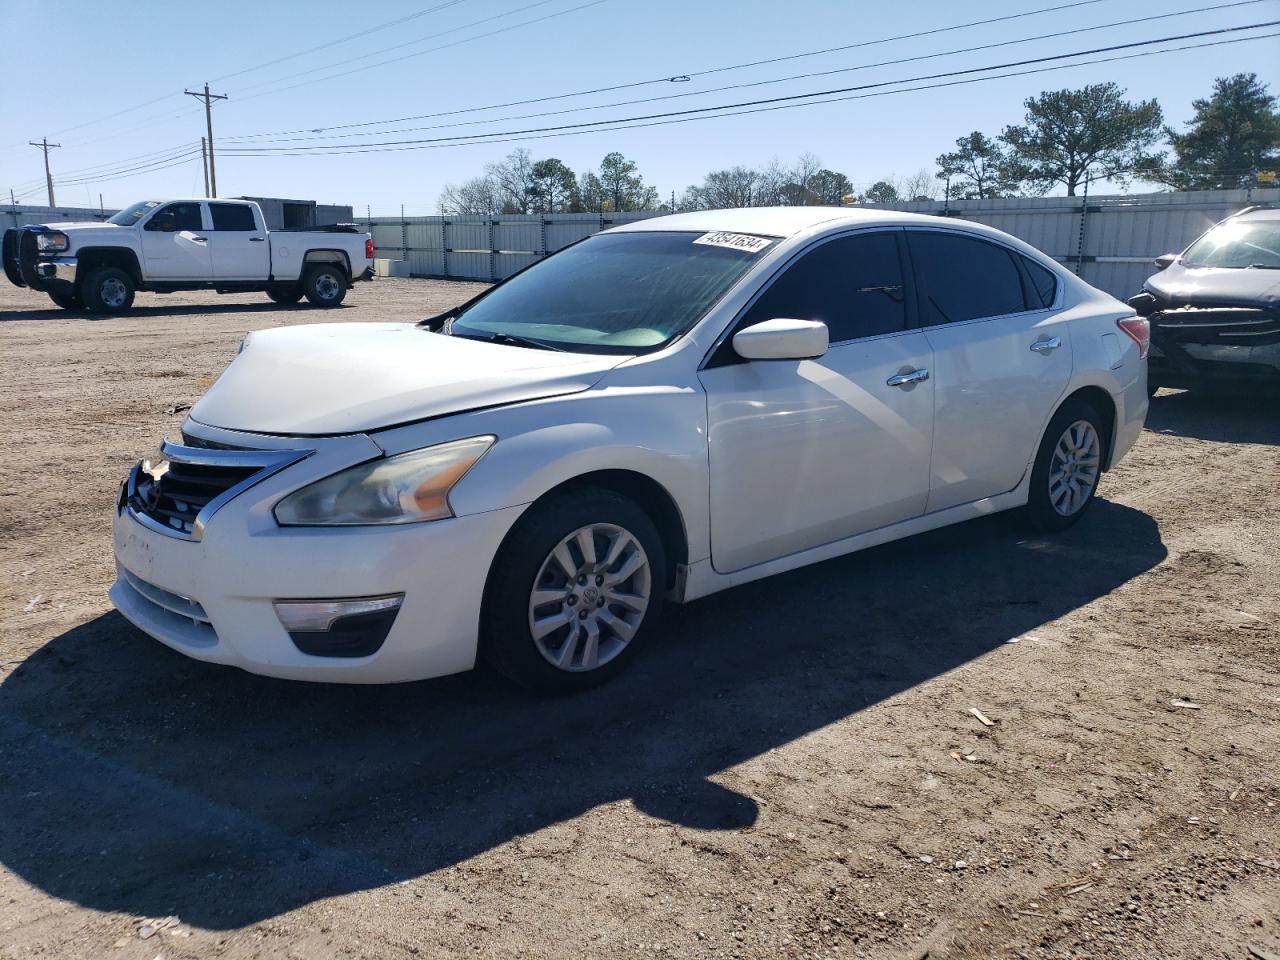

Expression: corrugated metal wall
xmin=359 ymin=188 xmax=1279 ymax=298
xmin=2 ymin=205 xmax=113 ymax=229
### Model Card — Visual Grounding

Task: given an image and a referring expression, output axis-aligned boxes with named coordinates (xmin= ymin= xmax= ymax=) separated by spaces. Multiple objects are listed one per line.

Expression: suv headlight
xmin=36 ymin=231 xmax=69 ymax=253
xmin=273 ymin=436 xmax=495 ymax=526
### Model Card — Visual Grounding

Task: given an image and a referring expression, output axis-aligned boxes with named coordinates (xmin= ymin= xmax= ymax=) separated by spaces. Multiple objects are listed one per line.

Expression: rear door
xmin=905 ymin=229 xmax=1072 ymax=513
xmin=699 ymin=230 xmax=935 ymax=573
xmin=207 ymin=202 xmax=269 ymax=280
xmin=139 ymin=202 xmax=212 ymax=280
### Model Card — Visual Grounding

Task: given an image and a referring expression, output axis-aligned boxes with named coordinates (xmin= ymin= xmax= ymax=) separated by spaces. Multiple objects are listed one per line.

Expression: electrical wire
xmin=222 ymin=22 xmax=1280 ymax=154
xmin=221 ymin=0 xmax=1270 ymax=146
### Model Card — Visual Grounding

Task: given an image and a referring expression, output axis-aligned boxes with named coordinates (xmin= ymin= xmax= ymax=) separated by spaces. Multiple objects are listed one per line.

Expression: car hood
xmin=190 ymin=323 xmax=626 ymax=435
xmin=39 ymin=221 xmax=128 ymax=232
xmin=1145 ymin=262 xmax=1280 ymax=307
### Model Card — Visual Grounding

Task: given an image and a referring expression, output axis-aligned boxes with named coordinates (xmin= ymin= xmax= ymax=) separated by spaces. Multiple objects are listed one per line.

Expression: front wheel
xmin=1024 ymin=398 xmax=1106 ymax=532
xmin=81 ymin=267 xmax=135 ymax=314
xmin=303 ymin=264 xmax=348 ymax=307
xmin=482 ymin=489 xmax=666 ymax=693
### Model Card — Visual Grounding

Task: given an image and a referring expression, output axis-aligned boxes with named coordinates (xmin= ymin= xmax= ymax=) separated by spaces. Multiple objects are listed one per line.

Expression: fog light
xmin=274 ymin=595 xmax=403 ymax=658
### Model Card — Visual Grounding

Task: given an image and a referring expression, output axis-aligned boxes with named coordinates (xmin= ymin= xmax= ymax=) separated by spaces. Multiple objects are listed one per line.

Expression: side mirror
xmin=732 ymin=318 xmax=828 ymax=361
xmin=1153 ymin=253 xmax=1178 ymax=271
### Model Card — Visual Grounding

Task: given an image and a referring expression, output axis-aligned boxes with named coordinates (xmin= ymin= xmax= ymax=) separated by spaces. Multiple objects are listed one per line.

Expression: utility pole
xmin=184 ymin=83 xmax=227 ymax=196
xmin=200 ymin=137 xmax=210 ymax=197
xmin=29 ymin=137 xmax=61 ymax=207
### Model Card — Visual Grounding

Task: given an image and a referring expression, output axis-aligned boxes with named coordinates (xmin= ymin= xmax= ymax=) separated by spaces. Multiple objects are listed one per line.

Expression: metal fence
xmin=358 ymin=188 xmax=1280 ymax=299
xmin=3 ymin=204 xmax=113 ymax=230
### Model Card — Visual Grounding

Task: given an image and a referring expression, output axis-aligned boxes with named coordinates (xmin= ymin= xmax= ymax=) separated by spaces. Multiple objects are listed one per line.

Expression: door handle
xmin=886 ymin=367 xmax=930 ymax=387
xmin=190 ymin=235 xmax=208 ymax=243
xmin=249 ymin=237 xmax=265 ymax=242
xmin=1030 ymin=336 xmax=1062 ymax=353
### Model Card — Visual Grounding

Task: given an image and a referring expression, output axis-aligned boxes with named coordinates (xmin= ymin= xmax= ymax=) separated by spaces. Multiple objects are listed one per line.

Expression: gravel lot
xmin=0 ymin=278 xmax=1277 ymax=960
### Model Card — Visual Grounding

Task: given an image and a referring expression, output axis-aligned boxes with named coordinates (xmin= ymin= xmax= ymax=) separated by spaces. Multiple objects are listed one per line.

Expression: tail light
xmin=365 ymin=237 xmax=375 ymax=259
xmin=1117 ymin=316 xmax=1150 ymax=359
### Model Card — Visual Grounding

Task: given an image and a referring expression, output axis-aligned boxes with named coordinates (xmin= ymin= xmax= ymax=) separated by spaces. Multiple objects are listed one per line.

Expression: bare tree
xmin=438 ymin=175 xmax=501 ymax=215
xmin=486 ymin=148 xmax=538 ymax=214
xmin=900 ymin=168 xmax=938 ymax=201
xmin=682 ymin=166 xmax=760 ymax=210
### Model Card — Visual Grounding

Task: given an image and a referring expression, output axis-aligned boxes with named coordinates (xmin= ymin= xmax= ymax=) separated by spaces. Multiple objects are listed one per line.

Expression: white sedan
xmin=110 ymin=207 xmax=1149 ymax=691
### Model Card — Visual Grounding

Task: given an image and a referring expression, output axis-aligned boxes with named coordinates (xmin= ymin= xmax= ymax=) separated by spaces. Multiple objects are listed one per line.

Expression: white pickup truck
xmin=3 ymin=198 xmax=374 ymax=313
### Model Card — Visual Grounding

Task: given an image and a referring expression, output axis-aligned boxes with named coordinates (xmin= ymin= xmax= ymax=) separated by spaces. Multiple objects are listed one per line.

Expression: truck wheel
xmin=266 ymin=288 xmax=303 ymax=305
xmin=303 ymin=265 xmax=347 ymax=307
xmin=48 ymin=290 xmax=84 ymax=310
xmin=82 ymin=267 xmax=135 ymax=314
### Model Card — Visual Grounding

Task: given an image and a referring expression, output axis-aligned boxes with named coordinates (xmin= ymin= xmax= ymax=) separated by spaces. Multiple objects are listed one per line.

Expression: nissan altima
xmin=111 ymin=207 xmax=1149 ymax=691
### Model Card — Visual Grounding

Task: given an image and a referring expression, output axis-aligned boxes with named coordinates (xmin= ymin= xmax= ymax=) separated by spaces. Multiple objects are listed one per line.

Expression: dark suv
xmin=1129 ymin=206 xmax=1280 ymax=394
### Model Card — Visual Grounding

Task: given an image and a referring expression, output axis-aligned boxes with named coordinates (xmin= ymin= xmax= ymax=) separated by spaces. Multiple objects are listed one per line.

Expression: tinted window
xmin=209 ymin=203 xmax=257 ymax=231
xmin=452 ymin=231 xmax=771 ymax=353
xmin=1021 ymin=255 xmax=1058 ymax=308
xmin=146 ymin=202 xmax=203 ymax=232
xmin=908 ymin=231 xmax=1026 ymax=324
xmin=739 ymin=232 xmax=906 ymax=343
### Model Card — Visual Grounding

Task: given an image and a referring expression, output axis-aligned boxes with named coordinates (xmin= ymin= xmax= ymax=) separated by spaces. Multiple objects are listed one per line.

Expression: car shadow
xmin=0 ymin=301 xmax=340 ymax=322
xmin=1147 ymin=389 xmax=1280 ymax=445
xmin=0 ymin=500 xmax=1165 ymax=930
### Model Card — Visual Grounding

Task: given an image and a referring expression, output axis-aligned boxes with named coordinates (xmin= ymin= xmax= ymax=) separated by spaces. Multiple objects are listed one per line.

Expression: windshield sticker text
xmin=692 ymin=232 xmax=772 ymax=254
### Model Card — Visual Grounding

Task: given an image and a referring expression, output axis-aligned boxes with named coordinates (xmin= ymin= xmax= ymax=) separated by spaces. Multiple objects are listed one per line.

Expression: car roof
xmin=608 ymin=205 xmax=949 ymax=238
xmin=1231 ymin=205 xmax=1280 ymax=222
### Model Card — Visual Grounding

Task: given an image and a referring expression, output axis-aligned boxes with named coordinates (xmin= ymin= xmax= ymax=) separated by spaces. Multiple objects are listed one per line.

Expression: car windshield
xmin=448 ymin=230 xmax=775 ymax=353
xmin=108 ymin=200 xmax=162 ymax=226
xmin=1182 ymin=219 xmax=1280 ymax=269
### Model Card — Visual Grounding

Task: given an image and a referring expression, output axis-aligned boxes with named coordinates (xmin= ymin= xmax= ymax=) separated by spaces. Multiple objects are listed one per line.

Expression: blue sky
xmin=1 ymin=0 xmax=1277 ymax=213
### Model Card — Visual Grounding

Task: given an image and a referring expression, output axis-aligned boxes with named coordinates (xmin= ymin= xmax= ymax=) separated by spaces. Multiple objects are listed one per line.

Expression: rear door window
xmin=907 ymin=231 xmax=1028 ymax=325
xmin=738 ymin=232 xmax=907 ymax=344
xmin=1020 ymin=255 xmax=1058 ymax=308
xmin=209 ymin=203 xmax=257 ymax=231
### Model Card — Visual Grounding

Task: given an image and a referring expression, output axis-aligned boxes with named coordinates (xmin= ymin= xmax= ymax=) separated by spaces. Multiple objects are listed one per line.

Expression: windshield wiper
xmin=1245 ymin=263 xmax=1280 ymax=270
xmin=449 ymin=330 xmax=567 ymax=352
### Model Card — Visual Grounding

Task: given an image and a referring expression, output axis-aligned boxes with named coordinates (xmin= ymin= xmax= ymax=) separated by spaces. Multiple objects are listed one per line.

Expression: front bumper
xmin=1141 ymin=300 xmax=1280 ymax=391
xmin=109 ymin=433 xmax=527 ymax=683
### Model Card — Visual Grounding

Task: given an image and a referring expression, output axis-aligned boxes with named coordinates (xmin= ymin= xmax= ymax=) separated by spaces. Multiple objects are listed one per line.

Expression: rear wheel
xmin=482 ymin=488 xmax=666 ymax=693
xmin=1024 ymin=398 xmax=1105 ymax=532
xmin=48 ymin=289 xmax=83 ymax=310
xmin=303 ymin=264 xmax=347 ymax=307
xmin=266 ymin=287 xmax=303 ymax=305
xmin=81 ymin=267 xmax=135 ymax=314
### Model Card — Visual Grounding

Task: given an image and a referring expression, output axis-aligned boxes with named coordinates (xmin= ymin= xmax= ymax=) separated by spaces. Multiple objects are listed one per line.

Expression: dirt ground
xmin=0 ymin=278 xmax=1277 ymax=960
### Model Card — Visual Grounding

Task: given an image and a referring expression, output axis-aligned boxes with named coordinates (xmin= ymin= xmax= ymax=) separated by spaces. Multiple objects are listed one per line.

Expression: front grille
xmin=124 ymin=439 xmax=311 ymax=540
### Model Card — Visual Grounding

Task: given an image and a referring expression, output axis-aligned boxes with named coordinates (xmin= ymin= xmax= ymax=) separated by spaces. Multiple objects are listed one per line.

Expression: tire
xmin=302 ymin=264 xmax=348 ymax=307
xmin=1024 ymin=397 xmax=1106 ymax=532
xmin=82 ymin=266 xmax=135 ymax=314
xmin=481 ymin=488 xmax=667 ymax=693
xmin=48 ymin=289 xmax=83 ymax=310
xmin=266 ymin=288 xmax=303 ymax=305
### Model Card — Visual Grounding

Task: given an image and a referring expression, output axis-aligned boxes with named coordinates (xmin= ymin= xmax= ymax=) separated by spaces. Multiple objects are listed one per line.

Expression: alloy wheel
xmin=1048 ymin=419 xmax=1101 ymax=516
xmin=527 ymin=523 xmax=651 ymax=672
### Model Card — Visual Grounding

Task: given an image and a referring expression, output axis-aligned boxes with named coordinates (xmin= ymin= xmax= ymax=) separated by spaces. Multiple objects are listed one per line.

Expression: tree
xmin=935 ymin=132 xmax=1017 ymax=199
xmin=597 ymin=152 xmax=659 ymax=212
xmin=1161 ymin=73 xmax=1280 ymax=190
xmin=682 ymin=166 xmax=760 ymax=209
xmin=1001 ymin=83 xmax=1163 ymax=196
xmin=899 ymin=168 xmax=938 ymax=202
xmin=862 ymin=180 xmax=901 ymax=204
xmin=486 ymin=148 xmax=538 ymax=214
xmin=529 ymin=158 xmax=577 ymax=213
xmin=575 ymin=171 xmax=605 ymax=212
xmin=807 ymin=168 xmax=854 ymax=205
xmin=438 ymin=175 xmax=500 ymax=215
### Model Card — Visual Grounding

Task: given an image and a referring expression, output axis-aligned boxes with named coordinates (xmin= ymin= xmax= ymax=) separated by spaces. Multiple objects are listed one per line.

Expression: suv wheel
xmin=82 ymin=267 xmax=135 ymax=314
xmin=48 ymin=289 xmax=83 ymax=310
xmin=482 ymin=489 xmax=666 ymax=693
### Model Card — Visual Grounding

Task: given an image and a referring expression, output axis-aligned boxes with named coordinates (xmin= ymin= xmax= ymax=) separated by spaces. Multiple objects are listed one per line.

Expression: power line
xmin=222 ymin=0 xmax=1123 ymax=142
xmin=217 ymin=31 xmax=1279 ymax=160
xmin=211 ymin=0 xmax=471 ymax=82
xmin=56 ymin=149 xmax=204 ymax=187
xmin=223 ymin=22 xmax=1280 ymax=155
xmin=225 ymin=0 xmax=1269 ymax=146
xmin=230 ymin=0 xmax=562 ymax=94
xmin=8 ymin=141 xmax=203 ymax=192
xmin=232 ymin=0 xmax=615 ymax=104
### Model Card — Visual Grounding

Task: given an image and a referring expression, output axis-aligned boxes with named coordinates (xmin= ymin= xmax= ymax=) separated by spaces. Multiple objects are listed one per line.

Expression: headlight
xmin=36 ymin=231 xmax=69 ymax=253
xmin=273 ymin=436 xmax=495 ymax=526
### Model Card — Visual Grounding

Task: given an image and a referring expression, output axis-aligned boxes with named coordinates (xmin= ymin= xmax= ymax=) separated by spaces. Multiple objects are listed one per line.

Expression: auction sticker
xmin=692 ymin=231 xmax=772 ymax=253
